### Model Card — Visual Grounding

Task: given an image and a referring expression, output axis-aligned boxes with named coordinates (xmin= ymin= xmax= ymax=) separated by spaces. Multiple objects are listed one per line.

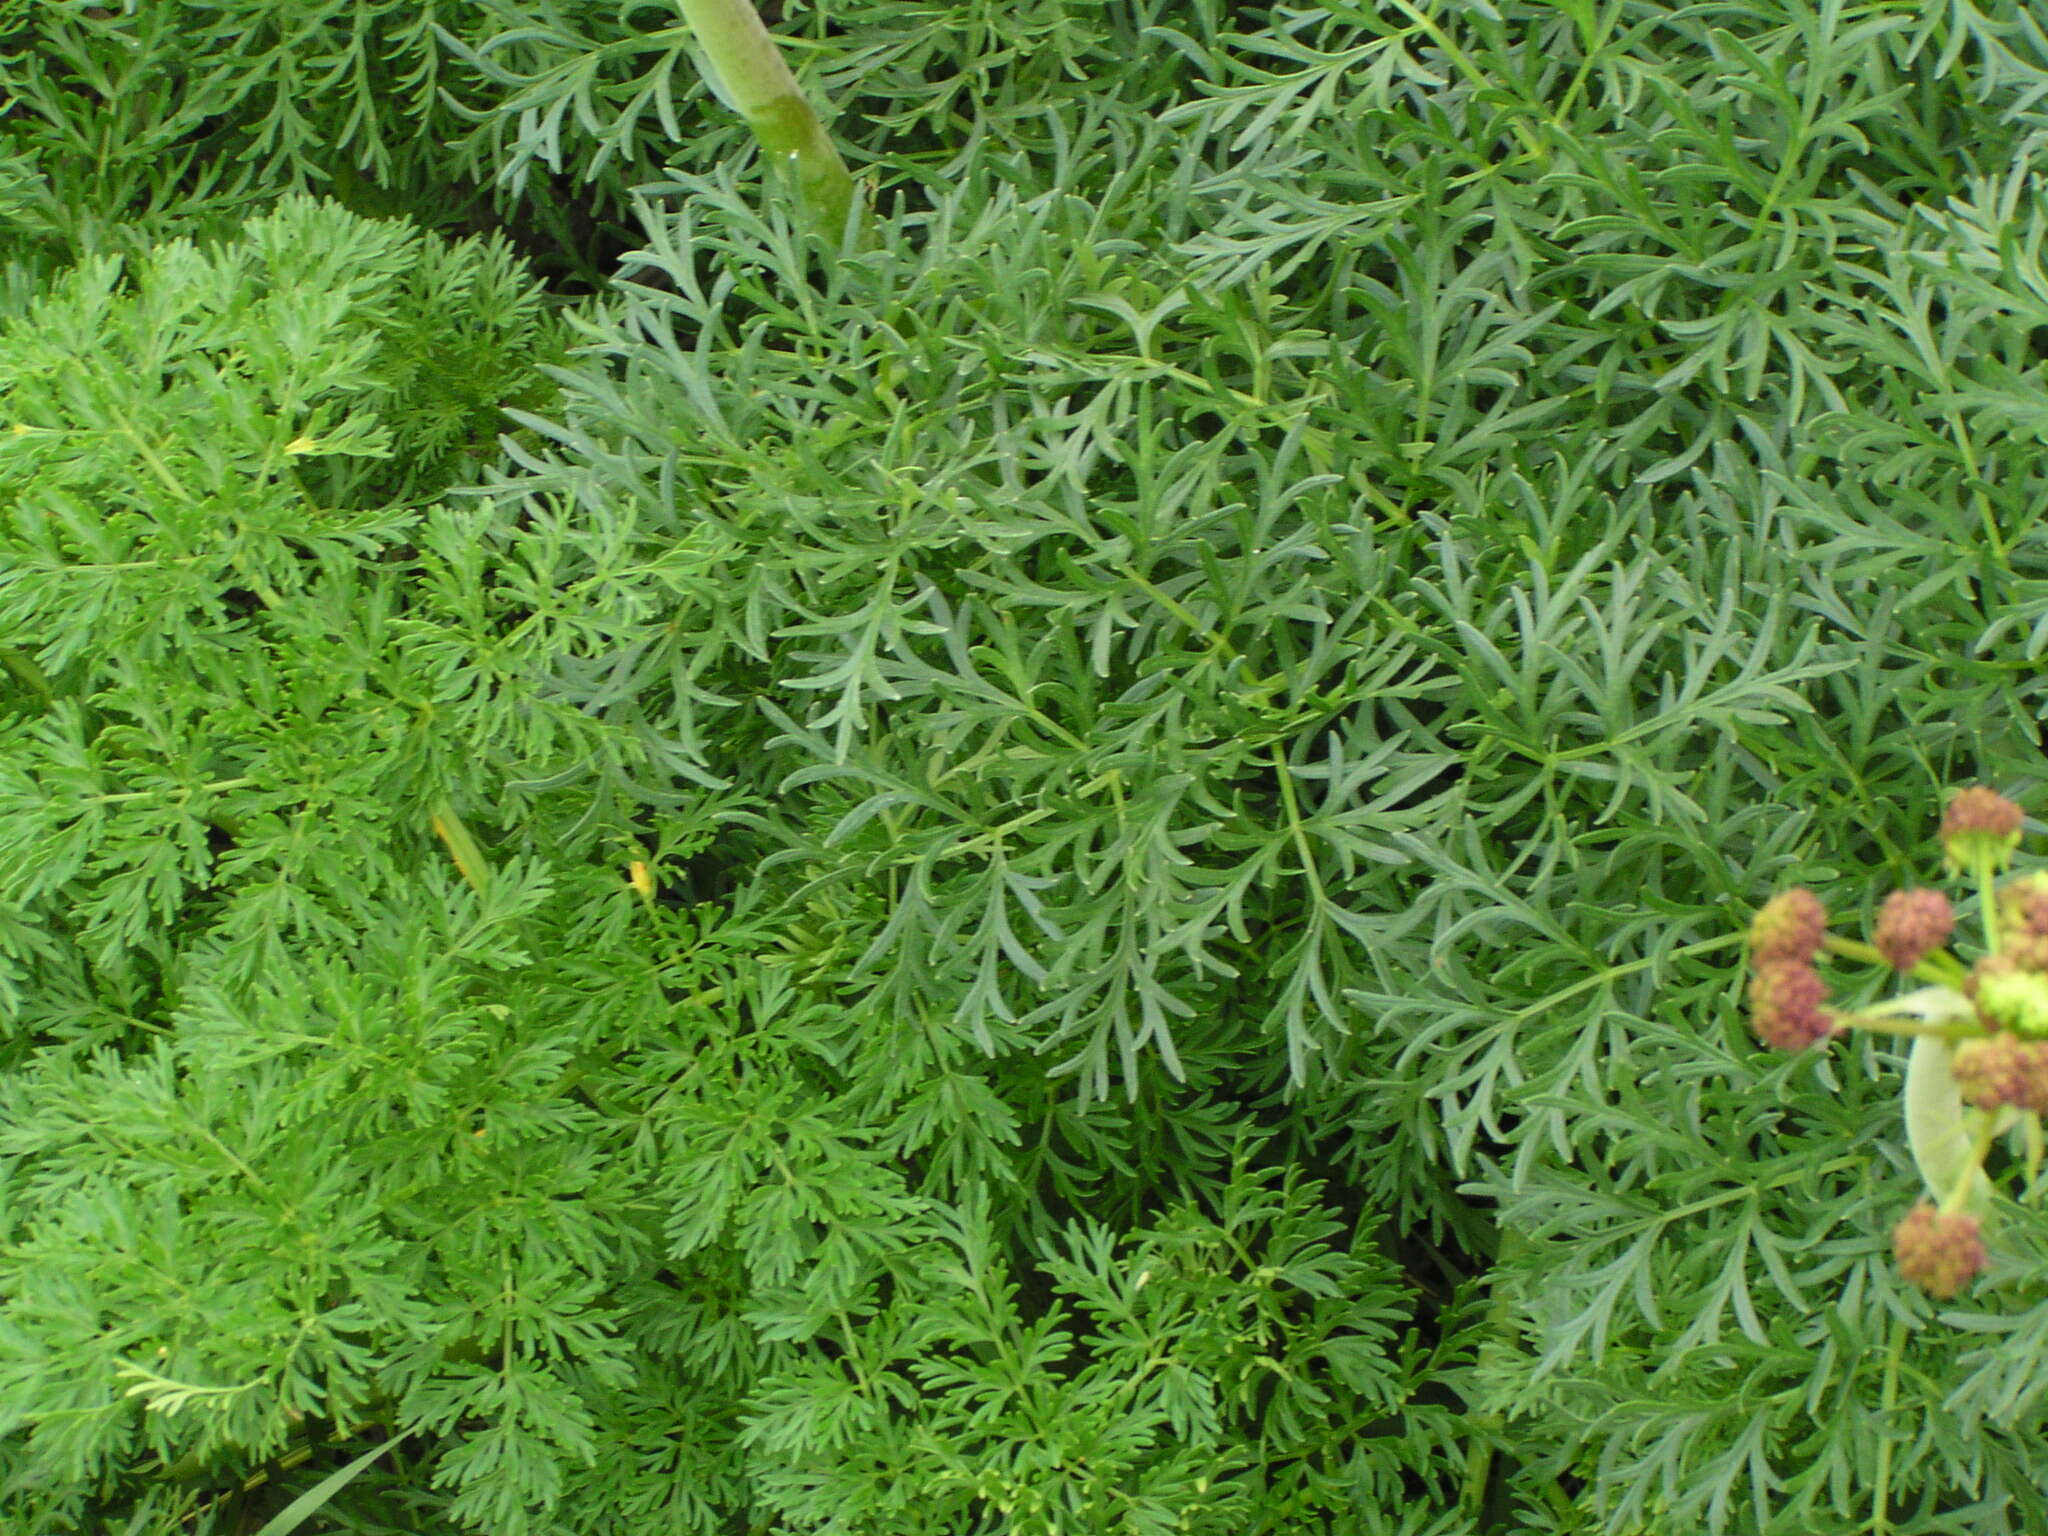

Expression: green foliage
xmin=5 ymin=0 xmax=2048 ymax=1533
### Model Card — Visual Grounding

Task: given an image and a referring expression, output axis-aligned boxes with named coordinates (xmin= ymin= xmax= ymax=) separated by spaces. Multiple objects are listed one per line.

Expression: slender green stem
xmin=82 ymin=778 xmax=258 ymax=806
xmin=1461 ymin=1225 xmax=1526 ymax=1519
xmin=1461 ymin=1434 xmax=1494 ymax=1520
xmin=1379 ymin=0 xmax=1550 ymax=165
xmin=1941 ymin=1111 xmax=2000 ymax=1216
xmin=1871 ymin=1317 xmax=1905 ymax=1536
xmin=1821 ymin=935 xmax=1967 ymax=989
xmin=676 ymin=0 xmax=862 ymax=242
xmin=1975 ymin=851 xmax=1999 ymax=956
xmin=1268 ymin=742 xmax=1327 ymax=910
xmin=1836 ymin=1009 xmax=1982 ymax=1043
xmin=1943 ymin=403 xmax=2008 ymax=571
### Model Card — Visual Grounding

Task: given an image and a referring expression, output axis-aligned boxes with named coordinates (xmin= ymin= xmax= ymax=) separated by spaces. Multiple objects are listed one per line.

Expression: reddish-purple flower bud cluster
xmin=1873 ymin=888 xmax=1953 ymax=972
xmin=1746 ymin=960 xmax=1835 ymax=1051
xmin=1740 ymin=790 xmax=2045 ymax=1304
xmin=1997 ymin=871 xmax=2048 ymax=971
xmin=1745 ymin=889 xmax=1835 ymax=1050
xmin=1951 ymin=1032 xmax=2048 ymax=1114
xmin=1748 ymin=888 xmax=1826 ymax=965
xmin=1891 ymin=1203 xmax=1986 ymax=1300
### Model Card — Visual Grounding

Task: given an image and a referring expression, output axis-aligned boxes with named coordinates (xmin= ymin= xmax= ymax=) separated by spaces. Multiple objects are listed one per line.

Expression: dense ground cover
xmin=3 ymin=1 xmax=2048 ymax=1531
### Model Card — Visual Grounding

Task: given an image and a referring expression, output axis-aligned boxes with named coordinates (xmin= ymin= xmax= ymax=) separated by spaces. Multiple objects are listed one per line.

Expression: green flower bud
xmin=1973 ymin=967 xmax=2048 ymax=1038
xmin=1942 ymin=787 xmax=2025 ymax=874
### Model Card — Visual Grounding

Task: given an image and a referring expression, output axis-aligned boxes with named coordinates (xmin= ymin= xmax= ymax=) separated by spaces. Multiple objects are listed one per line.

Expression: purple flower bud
xmin=1892 ymin=1203 xmax=1986 ymax=1300
xmin=1873 ymin=888 xmax=1954 ymax=972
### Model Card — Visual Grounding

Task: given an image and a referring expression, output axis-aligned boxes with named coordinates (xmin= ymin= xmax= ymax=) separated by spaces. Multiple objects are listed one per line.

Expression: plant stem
xmin=1821 ymin=935 xmax=1967 ymax=989
xmin=1460 ymin=1225 xmax=1524 ymax=1520
xmin=1975 ymin=851 xmax=1999 ymax=956
xmin=1837 ymin=1010 xmax=1982 ymax=1043
xmin=1871 ymin=1317 xmax=1905 ymax=1536
xmin=675 ymin=0 xmax=862 ymax=241
xmin=1940 ymin=1111 xmax=2000 ymax=1215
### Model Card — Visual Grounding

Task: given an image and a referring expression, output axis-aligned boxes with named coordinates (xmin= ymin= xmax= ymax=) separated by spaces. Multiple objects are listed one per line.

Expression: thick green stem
xmin=676 ymin=0 xmax=861 ymax=241
xmin=1975 ymin=850 xmax=1999 ymax=956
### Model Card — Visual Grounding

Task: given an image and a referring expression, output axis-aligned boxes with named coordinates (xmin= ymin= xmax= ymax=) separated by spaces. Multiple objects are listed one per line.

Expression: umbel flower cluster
xmin=1748 ymin=787 xmax=2048 ymax=1300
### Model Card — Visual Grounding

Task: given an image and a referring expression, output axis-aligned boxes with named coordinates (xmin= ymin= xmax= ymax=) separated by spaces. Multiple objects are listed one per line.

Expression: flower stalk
xmin=675 ymin=0 xmax=862 ymax=242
